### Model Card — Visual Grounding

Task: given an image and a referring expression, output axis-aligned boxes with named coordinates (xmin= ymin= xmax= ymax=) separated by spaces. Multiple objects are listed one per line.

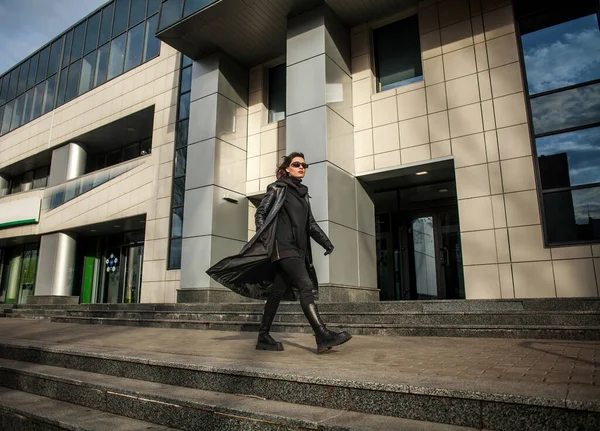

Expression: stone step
xmin=9 ymin=308 xmax=600 ymax=326
xmin=11 ymin=314 xmax=599 ymax=340
xmin=0 ymin=357 xmax=479 ymax=431
xmin=0 ymin=387 xmax=176 ymax=431
xmin=11 ymin=297 xmax=600 ymax=313
xmin=0 ymin=339 xmax=598 ymax=431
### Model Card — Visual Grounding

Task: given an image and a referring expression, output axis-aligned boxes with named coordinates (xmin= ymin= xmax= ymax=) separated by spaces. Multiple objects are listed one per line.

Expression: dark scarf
xmin=278 ymin=175 xmax=308 ymax=198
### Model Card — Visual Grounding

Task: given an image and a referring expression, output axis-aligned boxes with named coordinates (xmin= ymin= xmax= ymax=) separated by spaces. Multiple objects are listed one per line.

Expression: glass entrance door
xmin=405 ymin=208 xmax=464 ymax=299
xmin=122 ymin=244 xmax=143 ymax=303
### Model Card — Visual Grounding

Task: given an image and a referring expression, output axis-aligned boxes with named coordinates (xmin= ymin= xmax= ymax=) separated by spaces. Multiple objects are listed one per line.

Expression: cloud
xmin=0 ymin=0 xmax=106 ymax=75
xmin=530 ymin=83 xmax=600 ymax=134
xmin=523 ymin=22 xmax=600 ymax=94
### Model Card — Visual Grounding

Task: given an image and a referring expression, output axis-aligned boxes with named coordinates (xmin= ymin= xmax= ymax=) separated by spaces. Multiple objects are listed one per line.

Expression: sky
xmin=0 ymin=0 xmax=108 ymax=75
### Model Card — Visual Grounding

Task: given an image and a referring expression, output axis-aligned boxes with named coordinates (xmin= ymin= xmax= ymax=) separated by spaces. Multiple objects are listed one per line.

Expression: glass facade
xmin=373 ymin=15 xmax=423 ymax=92
xmin=0 ymin=244 xmax=39 ymax=304
xmin=1 ymin=166 xmax=50 ymax=198
xmin=0 ymin=0 xmax=161 ymax=138
xmin=168 ymin=55 xmax=192 ymax=270
xmin=158 ymin=0 xmax=218 ymax=31
xmin=517 ymin=0 xmax=600 ymax=245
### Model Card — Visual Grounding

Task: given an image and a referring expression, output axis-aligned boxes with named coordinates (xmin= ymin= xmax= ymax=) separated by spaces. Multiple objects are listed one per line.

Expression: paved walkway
xmin=0 ymin=319 xmax=598 ymax=406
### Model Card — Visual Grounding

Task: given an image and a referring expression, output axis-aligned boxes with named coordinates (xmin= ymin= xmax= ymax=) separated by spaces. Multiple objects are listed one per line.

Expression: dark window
xmin=32 ymin=82 xmax=45 ymax=119
xmin=129 ymin=0 xmax=146 ymax=26
xmin=113 ymin=0 xmax=130 ymax=36
xmin=175 ymin=119 xmax=188 ymax=148
xmin=85 ymin=12 xmax=101 ymax=55
xmin=168 ymin=238 xmax=182 ymax=268
xmin=147 ymin=0 xmax=161 ymax=16
xmin=99 ymin=4 xmax=114 ymax=45
xmin=143 ymin=14 xmax=160 ymax=61
xmin=71 ymin=22 xmax=86 ymax=63
xmin=171 ymin=207 xmax=183 ymax=238
xmin=268 ymin=64 xmax=285 ymax=123
xmin=33 ymin=166 xmax=50 ymax=189
xmin=17 ymin=60 xmax=29 ymax=95
xmin=178 ymin=92 xmax=190 ymax=120
xmin=62 ymin=31 xmax=73 ymax=68
xmin=516 ymin=0 xmax=600 ymax=245
xmin=122 ymin=142 xmax=140 ymax=161
xmin=159 ymin=0 xmax=183 ymax=31
xmin=94 ymin=43 xmax=110 ymax=87
xmin=56 ymin=68 xmax=68 ymax=107
xmin=106 ymin=149 xmax=122 ymax=166
xmin=373 ymin=15 xmax=423 ymax=92
xmin=10 ymin=94 xmax=24 ymax=130
xmin=26 ymin=54 xmax=39 ymax=90
xmin=0 ymin=106 xmax=3 ymax=132
xmin=43 ymin=76 xmax=57 ymax=114
xmin=23 ymin=89 xmax=34 ymax=123
xmin=79 ymin=52 xmax=96 ymax=95
xmin=124 ymin=22 xmax=145 ymax=71
xmin=0 ymin=76 xmax=9 ymax=104
xmin=184 ymin=0 xmax=215 ymax=16
xmin=172 ymin=177 xmax=185 ymax=206
xmin=174 ymin=148 xmax=186 ymax=176
xmin=48 ymin=37 xmax=64 ymax=76
xmin=65 ymin=60 xmax=82 ymax=103
xmin=7 ymin=68 xmax=19 ymax=100
xmin=1 ymin=101 xmax=13 ymax=135
xmin=36 ymin=47 xmax=50 ymax=84
xmin=108 ymin=34 xmax=126 ymax=80
xmin=180 ymin=64 xmax=191 ymax=93
xmin=182 ymin=55 xmax=192 ymax=68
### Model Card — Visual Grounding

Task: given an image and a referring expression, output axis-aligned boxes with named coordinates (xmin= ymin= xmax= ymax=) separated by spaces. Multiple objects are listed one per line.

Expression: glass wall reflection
xmin=518 ymin=1 xmax=600 ymax=245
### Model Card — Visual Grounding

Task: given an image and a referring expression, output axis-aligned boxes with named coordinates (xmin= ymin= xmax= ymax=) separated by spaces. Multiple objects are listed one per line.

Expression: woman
xmin=207 ymin=152 xmax=351 ymax=354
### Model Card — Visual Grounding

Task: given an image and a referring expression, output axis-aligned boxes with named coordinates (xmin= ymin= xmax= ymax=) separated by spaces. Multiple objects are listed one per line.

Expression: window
xmin=71 ymin=22 xmax=87 ymax=63
xmin=0 ymin=0 xmax=161 ymax=137
xmin=108 ymin=34 xmax=126 ymax=80
xmin=159 ymin=0 xmax=183 ymax=31
xmin=268 ymin=64 xmax=285 ymax=123
xmin=168 ymin=55 xmax=192 ymax=269
xmin=112 ymin=0 xmax=131 ymax=37
xmin=373 ymin=15 xmax=423 ymax=92
xmin=516 ymin=0 xmax=600 ymax=245
xmin=3 ymin=166 xmax=50 ymax=196
xmin=85 ymin=12 xmax=101 ymax=55
xmin=124 ymin=22 xmax=145 ymax=71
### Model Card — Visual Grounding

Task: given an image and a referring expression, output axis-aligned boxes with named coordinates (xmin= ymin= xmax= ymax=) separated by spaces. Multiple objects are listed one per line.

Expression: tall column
xmin=178 ymin=53 xmax=249 ymax=303
xmin=286 ymin=6 xmax=378 ymax=301
xmin=34 ymin=232 xmax=78 ymax=297
xmin=47 ymin=143 xmax=87 ymax=187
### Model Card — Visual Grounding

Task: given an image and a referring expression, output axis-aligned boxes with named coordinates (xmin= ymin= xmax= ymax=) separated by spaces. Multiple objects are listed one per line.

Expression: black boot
xmin=304 ymin=302 xmax=352 ymax=354
xmin=256 ymin=300 xmax=284 ymax=351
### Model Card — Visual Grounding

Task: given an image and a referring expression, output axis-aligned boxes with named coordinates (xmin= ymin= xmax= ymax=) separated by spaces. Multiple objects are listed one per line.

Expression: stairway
xmin=6 ymin=298 xmax=600 ymax=340
xmin=0 ymin=319 xmax=598 ymax=430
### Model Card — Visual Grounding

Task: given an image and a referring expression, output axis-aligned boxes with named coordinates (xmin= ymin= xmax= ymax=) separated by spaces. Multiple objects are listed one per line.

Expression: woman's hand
xmin=324 ymin=245 xmax=334 ymax=256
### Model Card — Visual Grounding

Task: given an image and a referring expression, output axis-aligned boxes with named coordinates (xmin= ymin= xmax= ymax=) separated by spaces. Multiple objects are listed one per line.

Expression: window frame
xmin=514 ymin=0 xmax=600 ymax=247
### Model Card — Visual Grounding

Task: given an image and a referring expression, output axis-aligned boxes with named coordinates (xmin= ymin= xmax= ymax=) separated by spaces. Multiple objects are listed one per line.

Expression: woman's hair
xmin=275 ymin=152 xmax=305 ymax=179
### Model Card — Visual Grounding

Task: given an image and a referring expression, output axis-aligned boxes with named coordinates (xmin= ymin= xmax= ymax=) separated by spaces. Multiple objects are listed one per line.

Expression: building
xmin=0 ymin=0 xmax=599 ymax=306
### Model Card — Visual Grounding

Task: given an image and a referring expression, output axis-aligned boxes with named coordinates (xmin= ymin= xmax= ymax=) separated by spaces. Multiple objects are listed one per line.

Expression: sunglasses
xmin=290 ymin=162 xmax=309 ymax=169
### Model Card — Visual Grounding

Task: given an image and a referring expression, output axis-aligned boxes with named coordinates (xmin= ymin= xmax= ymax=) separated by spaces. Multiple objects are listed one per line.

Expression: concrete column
xmin=286 ymin=6 xmax=378 ymax=301
xmin=47 ymin=143 xmax=87 ymax=187
xmin=34 ymin=232 xmax=78 ymax=297
xmin=178 ymin=52 xmax=249 ymax=303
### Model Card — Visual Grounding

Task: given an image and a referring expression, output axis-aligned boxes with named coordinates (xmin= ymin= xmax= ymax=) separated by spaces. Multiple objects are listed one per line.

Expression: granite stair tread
xmin=0 ymin=357 xmax=480 ymax=431
xmin=0 ymin=387 xmax=177 ymax=431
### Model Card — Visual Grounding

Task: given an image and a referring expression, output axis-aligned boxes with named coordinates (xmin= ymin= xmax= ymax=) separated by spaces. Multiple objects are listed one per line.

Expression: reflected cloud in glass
xmin=531 ymin=82 xmax=600 ymax=135
xmin=522 ymin=14 xmax=600 ymax=95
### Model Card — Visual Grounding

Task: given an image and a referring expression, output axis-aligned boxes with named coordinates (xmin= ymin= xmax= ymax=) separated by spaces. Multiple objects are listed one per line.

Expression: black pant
xmin=265 ymin=257 xmax=315 ymax=318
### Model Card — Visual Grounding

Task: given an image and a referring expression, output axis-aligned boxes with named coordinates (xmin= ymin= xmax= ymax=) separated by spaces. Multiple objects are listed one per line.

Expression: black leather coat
xmin=206 ymin=180 xmax=333 ymax=301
